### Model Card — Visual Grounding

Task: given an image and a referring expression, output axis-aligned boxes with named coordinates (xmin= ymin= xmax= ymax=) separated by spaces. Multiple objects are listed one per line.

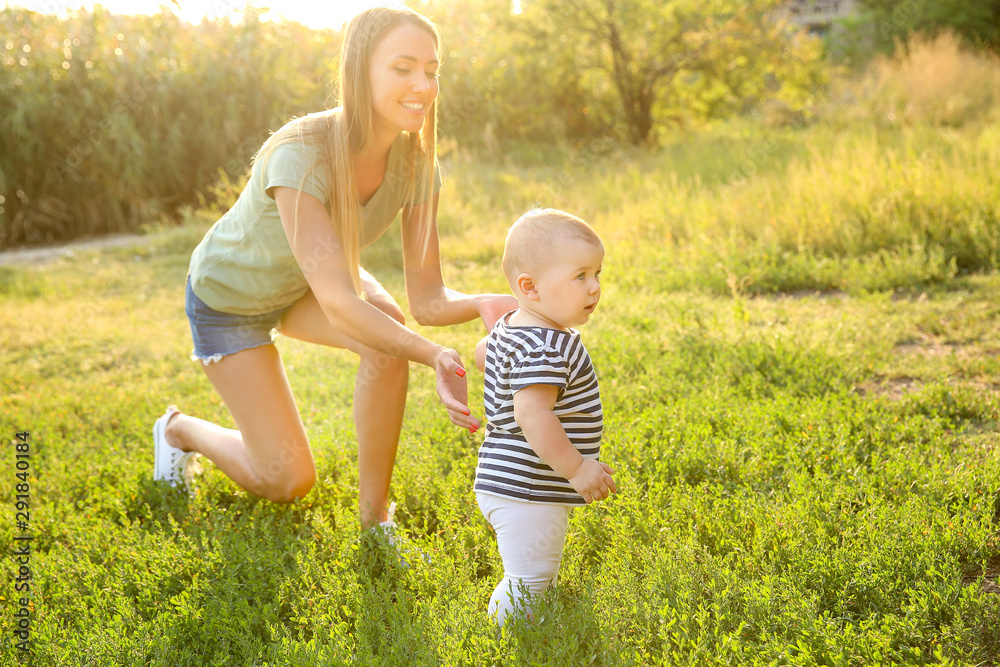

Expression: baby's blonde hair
xmin=502 ymin=208 xmax=602 ymax=289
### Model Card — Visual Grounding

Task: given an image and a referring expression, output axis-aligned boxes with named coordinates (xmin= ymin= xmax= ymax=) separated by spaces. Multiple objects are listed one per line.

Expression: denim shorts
xmin=185 ymin=275 xmax=293 ymax=364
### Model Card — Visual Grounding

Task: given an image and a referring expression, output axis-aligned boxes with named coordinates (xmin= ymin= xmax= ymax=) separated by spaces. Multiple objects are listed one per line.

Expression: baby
xmin=473 ymin=208 xmax=616 ymax=626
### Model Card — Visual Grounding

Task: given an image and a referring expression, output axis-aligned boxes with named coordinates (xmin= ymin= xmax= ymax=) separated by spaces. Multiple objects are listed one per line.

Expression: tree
xmin=421 ymin=0 xmax=617 ymax=147
xmin=517 ymin=0 xmax=826 ymax=144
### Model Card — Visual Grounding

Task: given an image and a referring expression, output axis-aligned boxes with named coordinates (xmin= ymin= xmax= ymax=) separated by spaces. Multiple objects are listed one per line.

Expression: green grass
xmin=1 ymin=118 xmax=999 ymax=665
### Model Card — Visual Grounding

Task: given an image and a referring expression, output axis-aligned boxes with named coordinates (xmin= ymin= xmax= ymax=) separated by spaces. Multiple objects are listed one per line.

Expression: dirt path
xmin=0 ymin=233 xmax=151 ymax=266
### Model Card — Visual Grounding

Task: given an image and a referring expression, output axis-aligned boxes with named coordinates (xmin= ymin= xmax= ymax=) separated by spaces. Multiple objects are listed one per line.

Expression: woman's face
xmin=368 ymin=22 xmax=439 ymax=139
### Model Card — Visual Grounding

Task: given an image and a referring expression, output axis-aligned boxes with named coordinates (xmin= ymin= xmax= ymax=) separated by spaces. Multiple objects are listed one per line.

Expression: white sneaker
xmin=378 ymin=501 xmax=400 ymax=544
xmin=374 ymin=502 xmax=429 ymax=567
xmin=152 ymin=406 xmax=201 ymax=488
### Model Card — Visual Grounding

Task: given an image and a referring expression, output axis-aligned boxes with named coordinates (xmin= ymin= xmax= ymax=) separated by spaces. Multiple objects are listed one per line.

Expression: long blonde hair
xmin=253 ymin=7 xmax=440 ymax=295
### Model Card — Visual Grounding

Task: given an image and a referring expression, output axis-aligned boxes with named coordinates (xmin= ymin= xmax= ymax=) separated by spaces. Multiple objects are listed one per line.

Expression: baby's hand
xmin=567 ymin=459 xmax=616 ymax=504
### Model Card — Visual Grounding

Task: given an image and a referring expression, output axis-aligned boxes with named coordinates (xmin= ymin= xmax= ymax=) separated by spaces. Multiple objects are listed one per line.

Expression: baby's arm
xmin=513 ymin=385 xmax=616 ymax=503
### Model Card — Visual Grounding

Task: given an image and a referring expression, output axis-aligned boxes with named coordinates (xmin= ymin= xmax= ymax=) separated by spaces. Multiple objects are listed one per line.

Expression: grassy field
xmin=1 ymin=115 xmax=999 ymax=665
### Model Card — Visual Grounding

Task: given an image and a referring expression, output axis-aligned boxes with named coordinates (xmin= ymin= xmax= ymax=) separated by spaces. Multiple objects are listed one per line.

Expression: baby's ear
xmin=516 ymin=273 xmax=539 ymax=300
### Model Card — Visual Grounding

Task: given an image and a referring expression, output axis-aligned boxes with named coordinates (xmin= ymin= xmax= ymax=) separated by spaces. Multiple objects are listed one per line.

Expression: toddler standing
xmin=473 ymin=208 xmax=616 ymax=626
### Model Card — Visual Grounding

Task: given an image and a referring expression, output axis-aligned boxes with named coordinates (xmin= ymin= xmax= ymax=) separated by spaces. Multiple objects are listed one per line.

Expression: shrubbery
xmin=1 ymin=2 xmax=997 ymax=259
xmin=1 ymin=1 xmax=829 ymax=249
xmin=0 ymin=7 xmax=334 ymax=247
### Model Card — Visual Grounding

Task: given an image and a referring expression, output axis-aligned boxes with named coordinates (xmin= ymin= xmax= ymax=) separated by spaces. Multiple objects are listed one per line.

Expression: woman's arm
xmin=401 ymin=195 xmax=518 ymax=330
xmin=274 ymin=186 xmax=477 ymax=429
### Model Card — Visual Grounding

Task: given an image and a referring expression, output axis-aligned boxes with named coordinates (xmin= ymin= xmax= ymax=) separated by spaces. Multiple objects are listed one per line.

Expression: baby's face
xmin=528 ymin=238 xmax=604 ymax=330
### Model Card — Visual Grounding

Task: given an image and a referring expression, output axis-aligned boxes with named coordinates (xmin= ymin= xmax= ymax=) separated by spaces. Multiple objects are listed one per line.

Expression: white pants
xmin=477 ymin=492 xmax=572 ymax=626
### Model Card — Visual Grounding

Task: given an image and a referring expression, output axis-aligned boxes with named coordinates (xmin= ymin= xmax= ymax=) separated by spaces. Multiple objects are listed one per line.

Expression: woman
xmin=152 ymin=7 xmax=515 ymax=528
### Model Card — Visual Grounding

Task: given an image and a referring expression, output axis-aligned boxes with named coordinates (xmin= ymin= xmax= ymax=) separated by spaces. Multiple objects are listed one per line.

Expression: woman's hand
xmin=435 ymin=348 xmax=480 ymax=433
xmin=477 ymin=294 xmax=518 ymax=331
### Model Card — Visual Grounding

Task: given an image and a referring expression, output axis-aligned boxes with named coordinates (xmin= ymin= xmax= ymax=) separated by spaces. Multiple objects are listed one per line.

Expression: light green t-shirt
xmin=189 ymin=132 xmax=442 ymax=315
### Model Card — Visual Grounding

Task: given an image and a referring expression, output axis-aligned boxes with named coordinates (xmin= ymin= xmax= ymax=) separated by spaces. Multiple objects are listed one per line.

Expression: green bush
xmin=0 ymin=7 xmax=333 ymax=248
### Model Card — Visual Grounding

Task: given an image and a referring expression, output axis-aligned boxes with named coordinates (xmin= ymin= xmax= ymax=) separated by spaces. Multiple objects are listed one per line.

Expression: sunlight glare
xmin=5 ymin=0 xmax=397 ymax=29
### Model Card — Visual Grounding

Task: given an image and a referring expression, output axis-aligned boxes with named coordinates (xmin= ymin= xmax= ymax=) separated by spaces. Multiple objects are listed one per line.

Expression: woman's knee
xmin=357 ymin=349 xmax=408 ymax=388
xmin=369 ymin=295 xmax=405 ymax=325
xmin=259 ymin=467 xmax=316 ymax=504
xmin=251 ymin=439 xmax=316 ymax=503
xmin=361 ymin=270 xmax=405 ymax=325
xmin=361 ymin=287 xmax=409 ymax=370
xmin=356 ymin=306 xmax=409 ymax=382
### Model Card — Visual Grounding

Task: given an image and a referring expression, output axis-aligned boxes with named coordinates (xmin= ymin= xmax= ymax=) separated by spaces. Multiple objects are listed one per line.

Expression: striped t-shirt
xmin=474 ymin=313 xmax=603 ymax=506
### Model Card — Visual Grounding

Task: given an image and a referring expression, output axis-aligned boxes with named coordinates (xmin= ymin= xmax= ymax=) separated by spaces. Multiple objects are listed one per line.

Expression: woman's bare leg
xmin=165 ymin=344 xmax=316 ymax=503
xmin=278 ymin=279 xmax=409 ymax=528
xmin=168 ymin=270 xmax=408 ymax=522
xmin=353 ymin=343 xmax=409 ymax=527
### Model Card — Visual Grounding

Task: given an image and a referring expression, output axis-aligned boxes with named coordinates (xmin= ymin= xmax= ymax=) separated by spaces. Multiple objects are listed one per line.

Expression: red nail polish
xmin=456 ymin=368 xmax=466 ymax=378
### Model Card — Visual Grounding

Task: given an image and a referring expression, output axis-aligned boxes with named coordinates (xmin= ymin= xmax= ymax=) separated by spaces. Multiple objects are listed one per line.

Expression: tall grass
xmin=184 ymin=29 xmax=1000 ymax=302
xmin=0 ymin=7 xmax=335 ymax=248
xmin=430 ymin=118 xmax=1000 ymax=296
xmin=833 ymin=31 xmax=1000 ymax=128
xmin=4 ymin=9 xmax=996 ymax=261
